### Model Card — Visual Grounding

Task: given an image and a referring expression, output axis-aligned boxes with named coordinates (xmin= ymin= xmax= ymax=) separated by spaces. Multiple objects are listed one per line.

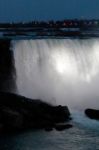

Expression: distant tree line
xmin=0 ymin=19 xmax=99 ymax=28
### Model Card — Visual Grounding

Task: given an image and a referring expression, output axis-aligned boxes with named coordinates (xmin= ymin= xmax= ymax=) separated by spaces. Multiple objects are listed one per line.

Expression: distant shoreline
xmin=0 ymin=19 xmax=99 ymax=39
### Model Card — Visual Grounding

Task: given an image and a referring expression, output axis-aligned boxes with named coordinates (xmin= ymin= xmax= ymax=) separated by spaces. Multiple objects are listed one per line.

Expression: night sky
xmin=0 ymin=0 xmax=99 ymax=22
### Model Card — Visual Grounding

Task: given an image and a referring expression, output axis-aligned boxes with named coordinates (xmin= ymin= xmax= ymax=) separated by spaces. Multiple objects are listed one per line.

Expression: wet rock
xmin=85 ymin=109 xmax=99 ymax=120
xmin=55 ymin=124 xmax=73 ymax=131
xmin=45 ymin=127 xmax=53 ymax=132
xmin=0 ymin=91 xmax=71 ymax=133
xmin=0 ymin=39 xmax=16 ymax=92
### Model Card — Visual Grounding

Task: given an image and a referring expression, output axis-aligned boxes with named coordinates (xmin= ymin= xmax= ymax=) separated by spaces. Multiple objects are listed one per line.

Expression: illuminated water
xmin=13 ymin=39 xmax=99 ymax=109
xmin=1 ymin=38 xmax=98 ymax=150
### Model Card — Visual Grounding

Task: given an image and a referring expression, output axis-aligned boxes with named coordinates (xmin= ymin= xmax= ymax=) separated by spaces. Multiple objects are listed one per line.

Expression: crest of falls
xmin=12 ymin=39 xmax=99 ymax=109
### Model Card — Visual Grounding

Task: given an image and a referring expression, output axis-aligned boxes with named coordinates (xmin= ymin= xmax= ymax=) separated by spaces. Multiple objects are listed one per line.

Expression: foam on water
xmin=71 ymin=110 xmax=99 ymax=131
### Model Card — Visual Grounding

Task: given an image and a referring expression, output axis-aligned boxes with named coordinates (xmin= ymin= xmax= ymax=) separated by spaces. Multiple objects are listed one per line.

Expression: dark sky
xmin=0 ymin=0 xmax=99 ymax=22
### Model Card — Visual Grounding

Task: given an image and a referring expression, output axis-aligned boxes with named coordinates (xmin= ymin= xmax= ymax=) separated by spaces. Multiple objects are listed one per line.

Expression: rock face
xmin=0 ymin=91 xmax=71 ymax=133
xmin=85 ymin=109 xmax=99 ymax=120
xmin=0 ymin=39 xmax=16 ymax=92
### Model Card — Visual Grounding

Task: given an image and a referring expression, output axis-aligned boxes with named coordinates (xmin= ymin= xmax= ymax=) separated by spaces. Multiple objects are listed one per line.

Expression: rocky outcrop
xmin=0 ymin=39 xmax=16 ymax=92
xmin=55 ymin=124 xmax=73 ymax=131
xmin=85 ymin=109 xmax=99 ymax=120
xmin=0 ymin=91 xmax=71 ymax=133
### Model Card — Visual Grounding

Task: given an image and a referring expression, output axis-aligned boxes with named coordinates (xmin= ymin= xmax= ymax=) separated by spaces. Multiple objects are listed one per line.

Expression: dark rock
xmin=0 ymin=39 xmax=16 ymax=92
xmin=45 ymin=127 xmax=53 ymax=132
xmin=85 ymin=109 xmax=99 ymax=120
xmin=0 ymin=91 xmax=71 ymax=133
xmin=1 ymin=107 xmax=23 ymax=129
xmin=52 ymin=105 xmax=71 ymax=123
xmin=55 ymin=124 xmax=73 ymax=131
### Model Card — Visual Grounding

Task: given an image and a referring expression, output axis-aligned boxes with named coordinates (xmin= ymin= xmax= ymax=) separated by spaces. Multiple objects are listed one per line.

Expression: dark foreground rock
xmin=55 ymin=124 xmax=73 ymax=131
xmin=0 ymin=91 xmax=71 ymax=133
xmin=85 ymin=109 xmax=99 ymax=120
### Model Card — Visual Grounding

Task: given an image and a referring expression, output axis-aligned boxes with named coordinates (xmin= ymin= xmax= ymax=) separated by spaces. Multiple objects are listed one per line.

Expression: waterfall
xmin=12 ymin=39 xmax=99 ymax=109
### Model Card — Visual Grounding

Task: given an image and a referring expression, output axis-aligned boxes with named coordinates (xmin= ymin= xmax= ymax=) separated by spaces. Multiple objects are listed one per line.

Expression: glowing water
xmin=12 ymin=39 xmax=99 ymax=109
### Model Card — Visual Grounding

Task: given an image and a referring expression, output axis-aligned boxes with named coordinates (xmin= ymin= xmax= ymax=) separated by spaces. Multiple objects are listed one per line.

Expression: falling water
xmin=12 ymin=39 xmax=99 ymax=109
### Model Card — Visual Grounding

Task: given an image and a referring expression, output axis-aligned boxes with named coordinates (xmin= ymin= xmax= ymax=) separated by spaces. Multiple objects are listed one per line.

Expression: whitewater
xmin=13 ymin=38 xmax=99 ymax=109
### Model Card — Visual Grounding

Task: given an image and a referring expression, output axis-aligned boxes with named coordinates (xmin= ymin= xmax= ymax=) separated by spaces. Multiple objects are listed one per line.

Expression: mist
xmin=12 ymin=39 xmax=99 ymax=110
